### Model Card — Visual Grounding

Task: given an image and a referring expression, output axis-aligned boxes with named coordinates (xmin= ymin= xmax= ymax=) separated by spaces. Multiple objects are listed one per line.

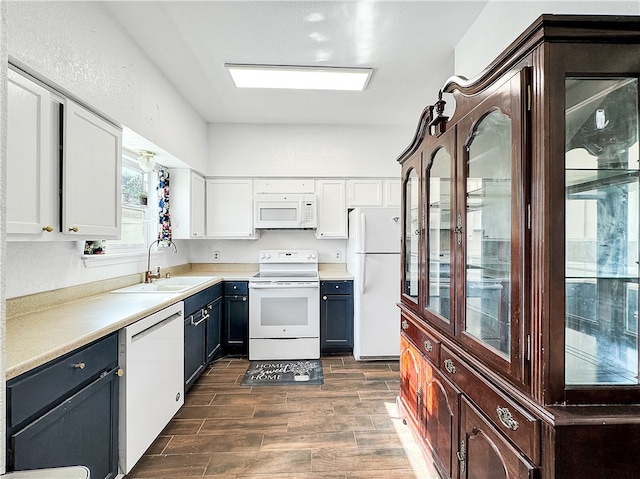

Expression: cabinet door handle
xmin=42 ymin=225 xmax=54 ymax=232
xmin=457 ymin=440 xmax=466 ymax=473
xmin=117 ymin=368 xmax=124 ymax=377
xmin=444 ymin=358 xmax=456 ymax=374
xmin=190 ymin=314 xmax=206 ymax=327
xmin=423 ymin=340 xmax=433 ymax=352
xmin=68 ymin=226 xmax=79 ymax=233
xmin=323 ymin=296 xmax=327 ymax=301
xmin=496 ymin=406 xmax=519 ymax=431
xmin=73 ymin=362 xmax=86 ymax=370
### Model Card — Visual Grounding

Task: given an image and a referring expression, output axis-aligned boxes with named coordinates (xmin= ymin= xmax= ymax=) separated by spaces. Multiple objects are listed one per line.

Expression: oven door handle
xmin=249 ymin=283 xmax=319 ymax=289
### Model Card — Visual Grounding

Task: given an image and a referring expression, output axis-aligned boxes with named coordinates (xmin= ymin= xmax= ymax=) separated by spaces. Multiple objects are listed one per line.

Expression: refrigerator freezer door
xmin=353 ymin=252 xmax=401 ymax=359
xmin=350 ymin=207 xmax=401 ymax=254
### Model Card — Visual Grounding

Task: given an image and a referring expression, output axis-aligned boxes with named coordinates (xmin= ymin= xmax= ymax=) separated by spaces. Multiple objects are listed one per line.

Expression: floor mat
xmin=240 ymin=359 xmax=324 ymax=386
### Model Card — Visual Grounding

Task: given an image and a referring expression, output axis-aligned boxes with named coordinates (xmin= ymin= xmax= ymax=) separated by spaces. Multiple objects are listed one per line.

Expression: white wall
xmin=203 ymin=122 xmax=406 ymax=266
xmin=455 ymin=1 xmax=640 ymax=80
xmin=6 ymin=0 xmax=208 ymax=172
xmin=190 ymin=230 xmax=346 ymax=266
xmin=208 ymin=123 xmax=407 ymax=178
xmin=4 ymin=1 xmax=208 ymax=299
xmin=5 ymin=241 xmax=190 ymax=299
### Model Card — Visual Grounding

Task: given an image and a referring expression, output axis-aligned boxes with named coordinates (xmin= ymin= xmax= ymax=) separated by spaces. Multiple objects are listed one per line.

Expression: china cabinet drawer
xmin=439 ymin=345 xmax=539 ymax=463
xmin=401 ymin=316 xmax=440 ymax=365
xmin=7 ymin=334 xmax=118 ymax=429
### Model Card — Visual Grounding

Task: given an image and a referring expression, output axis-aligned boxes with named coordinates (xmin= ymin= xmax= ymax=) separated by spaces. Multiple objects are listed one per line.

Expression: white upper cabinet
xmin=347 ymin=178 xmax=401 ymax=207
xmin=385 ymin=179 xmax=401 ymax=207
xmin=315 ymin=180 xmax=347 ymax=239
xmin=347 ymin=179 xmax=383 ymax=207
xmin=63 ymin=100 xmax=122 ymax=238
xmin=206 ymin=179 xmax=257 ymax=239
xmin=170 ymin=169 xmax=206 ymax=238
xmin=6 ymin=69 xmax=56 ymax=237
xmin=254 ymin=179 xmax=315 ymax=194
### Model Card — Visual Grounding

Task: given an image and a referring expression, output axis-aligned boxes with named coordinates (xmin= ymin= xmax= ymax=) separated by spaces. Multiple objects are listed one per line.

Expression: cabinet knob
xmin=323 ymin=295 xmax=327 ymax=301
xmin=42 ymin=225 xmax=54 ymax=232
xmin=335 ymin=285 xmax=339 ymax=289
xmin=117 ymin=368 xmax=124 ymax=377
xmin=73 ymin=362 xmax=86 ymax=370
xmin=401 ymin=319 xmax=408 ymax=330
xmin=68 ymin=226 xmax=79 ymax=233
xmin=423 ymin=340 xmax=433 ymax=353
xmin=242 ymin=296 xmax=247 ymax=301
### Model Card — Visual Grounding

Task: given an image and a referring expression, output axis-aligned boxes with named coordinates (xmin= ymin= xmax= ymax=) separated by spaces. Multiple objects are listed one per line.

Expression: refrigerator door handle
xmin=360 ymin=211 xmax=366 ymax=253
xmin=361 ymin=253 xmax=367 ymax=294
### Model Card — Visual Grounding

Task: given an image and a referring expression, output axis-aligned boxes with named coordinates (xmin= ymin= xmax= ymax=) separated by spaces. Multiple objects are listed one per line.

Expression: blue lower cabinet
xmin=223 ymin=282 xmax=249 ymax=355
xmin=184 ymin=283 xmax=223 ymax=391
xmin=6 ymin=334 xmax=120 ymax=479
xmin=320 ymin=281 xmax=354 ymax=354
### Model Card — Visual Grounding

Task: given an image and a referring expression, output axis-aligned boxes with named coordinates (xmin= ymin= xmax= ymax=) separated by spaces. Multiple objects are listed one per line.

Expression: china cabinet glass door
xmin=426 ymin=143 xmax=453 ymax=330
xmin=464 ymin=110 xmax=513 ymax=358
xmin=404 ymin=166 xmax=420 ymax=305
xmin=456 ymin=70 xmax=527 ymax=381
xmin=564 ymin=77 xmax=640 ymax=386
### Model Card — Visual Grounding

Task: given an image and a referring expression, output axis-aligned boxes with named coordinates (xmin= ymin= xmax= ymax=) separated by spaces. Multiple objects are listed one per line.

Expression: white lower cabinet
xmin=206 ymin=179 xmax=257 ymax=238
xmin=6 ymin=69 xmax=56 ymax=237
xmin=63 ymin=100 xmax=122 ymax=239
xmin=315 ymin=179 xmax=347 ymax=239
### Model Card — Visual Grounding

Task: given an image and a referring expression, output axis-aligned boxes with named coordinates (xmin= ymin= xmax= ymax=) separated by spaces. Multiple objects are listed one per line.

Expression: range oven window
xmin=260 ymin=297 xmax=309 ymax=326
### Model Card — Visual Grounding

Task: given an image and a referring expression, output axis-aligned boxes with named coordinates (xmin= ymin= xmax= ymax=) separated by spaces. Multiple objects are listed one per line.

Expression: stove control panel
xmin=258 ymin=249 xmax=318 ymax=264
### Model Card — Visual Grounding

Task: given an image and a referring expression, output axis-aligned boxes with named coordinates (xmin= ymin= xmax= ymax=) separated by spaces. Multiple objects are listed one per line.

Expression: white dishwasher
xmin=119 ymin=301 xmax=184 ymax=475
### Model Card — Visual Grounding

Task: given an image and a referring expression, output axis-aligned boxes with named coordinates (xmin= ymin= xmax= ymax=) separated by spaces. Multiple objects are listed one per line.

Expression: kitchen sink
xmin=111 ymin=276 xmax=217 ymax=294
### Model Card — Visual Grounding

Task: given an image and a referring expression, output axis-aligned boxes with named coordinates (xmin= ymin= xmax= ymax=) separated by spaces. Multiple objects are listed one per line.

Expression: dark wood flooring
xmin=124 ymin=355 xmax=438 ymax=479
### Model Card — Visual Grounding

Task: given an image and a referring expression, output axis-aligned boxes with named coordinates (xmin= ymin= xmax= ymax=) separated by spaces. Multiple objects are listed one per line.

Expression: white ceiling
xmin=104 ymin=1 xmax=489 ymax=128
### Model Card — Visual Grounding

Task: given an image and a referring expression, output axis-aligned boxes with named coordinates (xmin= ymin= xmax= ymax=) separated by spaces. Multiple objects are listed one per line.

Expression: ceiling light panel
xmin=224 ymin=64 xmax=372 ymax=91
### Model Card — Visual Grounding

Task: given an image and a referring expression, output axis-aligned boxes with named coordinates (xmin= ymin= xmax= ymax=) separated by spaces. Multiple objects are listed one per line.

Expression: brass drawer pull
xmin=401 ymin=319 xmax=408 ymax=330
xmin=497 ymin=406 xmax=519 ymax=431
xmin=42 ymin=225 xmax=54 ymax=232
xmin=73 ymin=362 xmax=86 ymax=370
xmin=444 ymin=358 xmax=456 ymax=374
xmin=68 ymin=226 xmax=79 ymax=232
xmin=423 ymin=340 xmax=433 ymax=352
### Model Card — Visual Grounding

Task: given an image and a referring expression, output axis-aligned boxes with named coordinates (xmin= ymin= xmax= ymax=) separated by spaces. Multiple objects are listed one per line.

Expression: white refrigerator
xmin=347 ymin=207 xmax=401 ymax=360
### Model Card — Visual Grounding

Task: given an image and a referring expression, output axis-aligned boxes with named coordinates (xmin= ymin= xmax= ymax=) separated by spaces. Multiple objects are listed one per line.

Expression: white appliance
xmin=254 ymin=193 xmax=317 ymax=229
xmin=249 ymin=249 xmax=320 ymax=360
xmin=347 ymin=207 xmax=401 ymax=360
xmin=119 ymin=302 xmax=184 ymax=474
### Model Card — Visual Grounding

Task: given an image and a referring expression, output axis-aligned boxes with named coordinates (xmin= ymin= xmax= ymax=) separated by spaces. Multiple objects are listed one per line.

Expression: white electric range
xmin=248 ymin=249 xmax=320 ymax=360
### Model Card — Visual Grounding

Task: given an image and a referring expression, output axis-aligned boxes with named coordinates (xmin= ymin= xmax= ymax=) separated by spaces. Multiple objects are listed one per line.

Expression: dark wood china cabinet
xmin=397 ymin=15 xmax=640 ymax=479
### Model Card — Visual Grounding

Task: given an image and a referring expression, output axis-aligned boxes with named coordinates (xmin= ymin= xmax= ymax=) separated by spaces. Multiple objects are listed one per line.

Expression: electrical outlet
xmin=335 ymin=251 xmax=341 ymax=261
xmin=213 ymin=251 xmax=220 ymax=261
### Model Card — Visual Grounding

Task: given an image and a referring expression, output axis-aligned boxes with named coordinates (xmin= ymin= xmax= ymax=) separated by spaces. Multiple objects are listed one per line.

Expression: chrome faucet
xmin=145 ymin=239 xmax=178 ymax=283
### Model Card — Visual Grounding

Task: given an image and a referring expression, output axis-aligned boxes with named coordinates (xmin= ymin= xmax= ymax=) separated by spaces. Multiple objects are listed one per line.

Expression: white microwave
xmin=254 ymin=193 xmax=317 ymax=229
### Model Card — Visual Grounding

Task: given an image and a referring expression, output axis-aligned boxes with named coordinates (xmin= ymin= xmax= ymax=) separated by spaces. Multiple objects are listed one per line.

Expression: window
xmin=107 ymin=150 xmax=155 ymax=252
